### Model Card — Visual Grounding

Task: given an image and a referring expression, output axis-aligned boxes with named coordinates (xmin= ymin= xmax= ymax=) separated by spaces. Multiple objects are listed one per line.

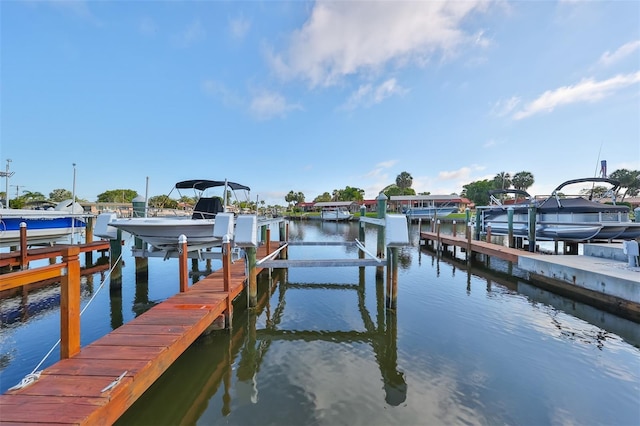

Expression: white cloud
xmin=490 ymin=96 xmax=520 ymax=118
xmin=139 ymin=17 xmax=157 ymax=37
xmin=512 ymin=72 xmax=640 ymax=120
xmin=268 ymin=0 xmax=492 ymax=87
xmin=202 ymin=79 xmax=243 ymax=108
xmin=249 ymin=90 xmax=302 ymax=120
xmin=172 ymin=20 xmax=205 ymax=48
xmin=598 ymin=40 xmax=640 ymax=67
xmin=229 ymin=15 xmax=251 ymax=40
xmin=340 ymin=78 xmax=408 ymax=110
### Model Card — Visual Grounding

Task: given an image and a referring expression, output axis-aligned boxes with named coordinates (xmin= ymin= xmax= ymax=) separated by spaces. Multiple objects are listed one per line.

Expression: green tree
xmin=461 ymin=179 xmax=494 ymax=206
xmin=314 ymin=192 xmax=332 ymax=202
xmin=21 ymin=190 xmax=46 ymax=201
xmin=334 ymin=186 xmax=364 ymax=201
xmin=396 ymin=171 xmax=413 ymax=190
xmin=512 ymin=171 xmax=535 ymax=192
xmin=609 ymin=169 xmax=640 ymax=202
xmin=97 ymin=189 xmax=138 ymax=203
xmin=50 ymin=188 xmax=72 ymax=202
xmin=148 ymin=195 xmax=178 ymax=209
xmin=285 ymin=190 xmax=305 ymax=208
xmin=493 ymin=172 xmax=511 ymax=190
xmin=383 ymin=184 xmax=416 ymax=197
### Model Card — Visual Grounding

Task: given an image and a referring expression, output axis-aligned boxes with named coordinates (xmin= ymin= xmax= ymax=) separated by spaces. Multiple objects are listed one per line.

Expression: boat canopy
xmin=552 ymin=178 xmax=620 ymax=194
xmin=175 ymin=180 xmax=250 ymax=191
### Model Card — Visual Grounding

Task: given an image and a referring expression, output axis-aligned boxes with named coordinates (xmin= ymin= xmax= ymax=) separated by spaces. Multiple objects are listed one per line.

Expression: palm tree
xmin=493 ymin=172 xmax=511 ymax=190
xmin=396 ymin=171 xmax=413 ymax=190
xmin=512 ymin=171 xmax=535 ymax=192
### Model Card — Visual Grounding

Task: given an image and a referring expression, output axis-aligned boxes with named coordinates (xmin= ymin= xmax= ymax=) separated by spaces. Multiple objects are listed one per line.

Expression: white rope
xmin=256 ymin=243 xmax=289 ymax=266
xmin=8 ymin=372 xmax=41 ymax=391
xmin=101 ymin=370 xmax=127 ymax=393
xmin=9 ymin=238 xmax=128 ymax=391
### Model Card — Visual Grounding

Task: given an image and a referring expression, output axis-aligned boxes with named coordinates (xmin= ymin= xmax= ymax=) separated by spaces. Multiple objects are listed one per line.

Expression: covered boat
xmin=476 ymin=178 xmax=640 ymax=242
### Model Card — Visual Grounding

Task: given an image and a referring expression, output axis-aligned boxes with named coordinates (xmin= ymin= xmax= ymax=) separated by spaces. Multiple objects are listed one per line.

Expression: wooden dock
xmin=0 ymin=245 xmax=270 ymax=425
xmin=0 ymin=241 xmax=110 ymax=270
xmin=420 ymin=230 xmax=522 ymax=263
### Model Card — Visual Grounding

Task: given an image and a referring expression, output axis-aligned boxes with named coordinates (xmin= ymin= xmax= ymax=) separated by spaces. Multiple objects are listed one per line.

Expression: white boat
xmin=98 ymin=179 xmax=250 ymax=252
xmin=477 ymin=178 xmax=640 ymax=242
xmin=0 ymin=200 xmax=87 ymax=247
xmin=321 ymin=207 xmax=353 ymax=221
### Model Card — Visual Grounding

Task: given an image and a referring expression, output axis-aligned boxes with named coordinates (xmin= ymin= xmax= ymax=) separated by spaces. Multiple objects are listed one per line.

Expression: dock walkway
xmin=420 ymin=231 xmax=640 ymax=321
xmin=0 ymin=246 xmax=269 ymax=425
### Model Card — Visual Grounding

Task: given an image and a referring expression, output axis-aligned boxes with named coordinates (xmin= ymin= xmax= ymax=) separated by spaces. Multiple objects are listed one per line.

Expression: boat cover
xmin=175 ymin=180 xmax=250 ymax=191
xmin=538 ymin=197 xmax=628 ymax=213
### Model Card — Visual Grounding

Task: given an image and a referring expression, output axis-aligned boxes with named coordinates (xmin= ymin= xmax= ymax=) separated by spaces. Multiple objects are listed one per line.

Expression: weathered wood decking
xmin=420 ymin=230 xmax=521 ymax=263
xmin=0 ymin=241 xmax=110 ymax=270
xmin=0 ymin=245 xmax=269 ymax=425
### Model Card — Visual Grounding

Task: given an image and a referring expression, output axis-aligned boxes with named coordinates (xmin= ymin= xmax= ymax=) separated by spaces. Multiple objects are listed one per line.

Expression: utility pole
xmin=11 ymin=184 xmax=24 ymax=199
xmin=0 ymin=159 xmax=14 ymax=208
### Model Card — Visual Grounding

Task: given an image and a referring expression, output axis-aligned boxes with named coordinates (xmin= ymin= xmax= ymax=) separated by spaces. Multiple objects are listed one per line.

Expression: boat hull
xmin=0 ymin=213 xmax=86 ymax=246
xmin=480 ymin=205 xmax=640 ymax=242
xmin=108 ymin=217 xmax=222 ymax=251
xmin=321 ymin=210 xmax=353 ymax=221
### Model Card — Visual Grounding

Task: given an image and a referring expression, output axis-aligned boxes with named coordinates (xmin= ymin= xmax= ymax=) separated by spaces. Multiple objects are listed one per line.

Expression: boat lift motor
xmin=622 ymin=240 xmax=639 ymax=267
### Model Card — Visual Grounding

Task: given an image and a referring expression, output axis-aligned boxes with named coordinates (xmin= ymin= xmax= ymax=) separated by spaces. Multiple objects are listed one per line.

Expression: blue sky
xmin=2 ymin=0 xmax=639 ymax=206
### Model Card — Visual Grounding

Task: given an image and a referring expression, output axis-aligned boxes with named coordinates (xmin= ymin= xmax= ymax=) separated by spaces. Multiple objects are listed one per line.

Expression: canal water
xmin=1 ymin=220 xmax=639 ymax=425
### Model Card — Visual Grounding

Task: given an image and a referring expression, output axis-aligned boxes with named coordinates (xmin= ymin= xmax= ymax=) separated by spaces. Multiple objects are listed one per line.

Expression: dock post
xmin=222 ymin=236 xmax=232 ymax=329
xmin=179 ymin=235 xmax=188 ymax=292
xmin=85 ymin=216 xmax=94 ymax=266
xmin=507 ymin=207 xmax=514 ymax=248
xmin=466 ymin=221 xmax=472 ymax=263
xmin=486 ymin=224 xmax=492 ymax=243
xmin=528 ymin=202 xmax=537 ymax=252
xmin=109 ymin=229 xmax=123 ymax=287
xmin=452 ymin=220 xmax=457 ymax=237
xmin=266 ymin=228 xmax=271 ymax=255
xmin=376 ymin=193 xmax=387 ymax=279
xmin=61 ymin=246 xmax=81 ymax=359
xmin=19 ymin=222 xmax=28 ymax=270
xmin=474 ymin=209 xmax=481 ymax=241
xmin=247 ymin=247 xmax=257 ymax=307
xmin=359 ymin=206 xmax=366 ymax=260
xmin=386 ymin=247 xmax=398 ymax=310
xmin=436 ymin=220 xmax=441 ymax=252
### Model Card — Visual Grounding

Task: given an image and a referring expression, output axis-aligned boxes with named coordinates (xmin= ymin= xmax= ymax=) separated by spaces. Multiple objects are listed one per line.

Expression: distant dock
xmin=420 ymin=230 xmax=640 ymax=322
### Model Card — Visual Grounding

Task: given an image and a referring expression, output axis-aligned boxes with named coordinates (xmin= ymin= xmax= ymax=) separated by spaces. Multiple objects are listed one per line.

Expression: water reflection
xmin=118 ymin=262 xmax=408 ymax=424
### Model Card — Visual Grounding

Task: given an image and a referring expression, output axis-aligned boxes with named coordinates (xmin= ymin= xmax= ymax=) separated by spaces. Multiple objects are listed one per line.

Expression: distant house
xmin=389 ymin=194 xmax=470 ymax=213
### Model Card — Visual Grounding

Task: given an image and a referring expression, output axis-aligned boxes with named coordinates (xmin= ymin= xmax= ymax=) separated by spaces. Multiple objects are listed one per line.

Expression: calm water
xmin=1 ymin=221 xmax=639 ymax=425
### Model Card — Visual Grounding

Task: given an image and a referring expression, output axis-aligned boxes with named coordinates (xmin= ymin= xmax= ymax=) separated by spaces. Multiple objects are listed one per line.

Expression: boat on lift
xmin=476 ymin=178 xmax=640 ymax=242
xmin=321 ymin=207 xmax=353 ymax=221
xmin=0 ymin=200 xmax=87 ymax=247
xmin=98 ymin=179 xmax=250 ymax=253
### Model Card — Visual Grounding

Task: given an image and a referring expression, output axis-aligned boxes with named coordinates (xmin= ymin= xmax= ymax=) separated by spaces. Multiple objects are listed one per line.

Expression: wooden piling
xmin=222 ymin=239 xmax=232 ymax=329
xmin=528 ymin=202 xmax=537 ymax=253
xmin=507 ymin=207 xmax=514 ymax=248
xmin=247 ymin=246 xmax=257 ymax=307
xmin=60 ymin=246 xmax=80 ymax=359
xmin=19 ymin=223 xmax=27 ymax=270
xmin=179 ymin=235 xmax=188 ymax=293
xmin=266 ymin=228 xmax=271 ymax=255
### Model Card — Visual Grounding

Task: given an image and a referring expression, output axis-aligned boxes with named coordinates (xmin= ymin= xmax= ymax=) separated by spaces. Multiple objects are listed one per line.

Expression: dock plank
xmin=0 ymin=244 xmax=270 ymax=425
